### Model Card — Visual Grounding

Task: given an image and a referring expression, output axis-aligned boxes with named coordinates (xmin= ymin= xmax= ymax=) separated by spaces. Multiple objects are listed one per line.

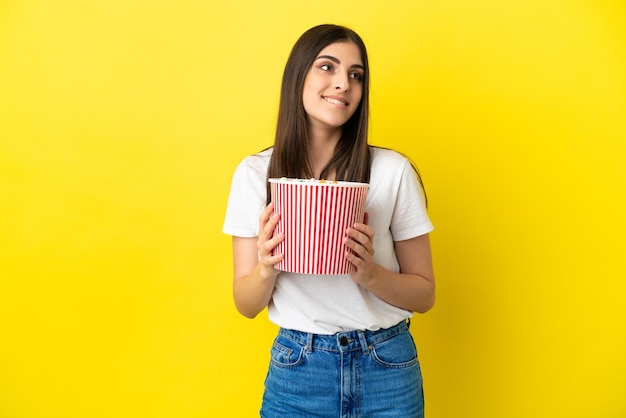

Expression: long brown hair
xmin=266 ymin=24 xmax=371 ymax=202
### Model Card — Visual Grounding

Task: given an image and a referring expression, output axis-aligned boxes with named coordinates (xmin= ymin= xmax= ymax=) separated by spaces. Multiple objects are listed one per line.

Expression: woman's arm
xmin=345 ymin=219 xmax=435 ymax=313
xmin=232 ymin=203 xmax=284 ymax=319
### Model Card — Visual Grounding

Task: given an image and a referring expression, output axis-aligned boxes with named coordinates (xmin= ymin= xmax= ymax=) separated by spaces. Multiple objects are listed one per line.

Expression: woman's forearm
xmin=346 ymin=230 xmax=435 ymax=313
xmin=361 ymin=265 xmax=435 ymax=313
xmin=233 ymin=262 xmax=278 ymax=319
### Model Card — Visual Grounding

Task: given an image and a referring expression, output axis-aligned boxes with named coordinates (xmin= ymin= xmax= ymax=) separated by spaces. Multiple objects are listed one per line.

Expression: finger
xmin=259 ymin=231 xmax=284 ymax=255
xmin=343 ymin=236 xmax=371 ymax=261
xmin=345 ymin=250 xmax=366 ymax=268
xmin=262 ymin=233 xmax=284 ymax=258
xmin=345 ymin=228 xmax=375 ymax=260
xmin=267 ymin=231 xmax=284 ymax=249
xmin=352 ymin=222 xmax=375 ymax=239
xmin=260 ymin=202 xmax=274 ymax=223
xmin=346 ymin=226 xmax=371 ymax=247
xmin=259 ymin=209 xmax=281 ymax=242
xmin=343 ymin=235 xmax=356 ymax=251
xmin=261 ymin=252 xmax=284 ymax=268
xmin=262 ymin=213 xmax=280 ymax=237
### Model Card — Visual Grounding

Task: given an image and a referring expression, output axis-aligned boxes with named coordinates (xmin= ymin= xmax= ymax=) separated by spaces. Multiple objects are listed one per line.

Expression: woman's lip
xmin=323 ymin=96 xmax=349 ymax=106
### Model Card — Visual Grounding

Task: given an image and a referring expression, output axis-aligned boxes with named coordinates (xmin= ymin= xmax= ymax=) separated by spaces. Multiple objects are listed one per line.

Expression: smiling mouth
xmin=323 ymin=96 xmax=349 ymax=106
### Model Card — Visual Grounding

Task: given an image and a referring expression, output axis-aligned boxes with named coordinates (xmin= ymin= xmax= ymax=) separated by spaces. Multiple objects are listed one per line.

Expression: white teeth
xmin=324 ymin=97 xmax=347 ymax=106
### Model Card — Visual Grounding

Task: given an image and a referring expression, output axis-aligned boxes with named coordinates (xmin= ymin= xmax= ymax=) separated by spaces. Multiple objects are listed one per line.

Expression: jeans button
xmin=339 ymin=336 xmax=349 ymax=346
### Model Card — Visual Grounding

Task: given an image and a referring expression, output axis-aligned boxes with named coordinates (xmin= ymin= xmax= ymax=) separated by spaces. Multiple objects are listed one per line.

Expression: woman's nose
xmin=334 ymin=72 xmax=349 ymax=91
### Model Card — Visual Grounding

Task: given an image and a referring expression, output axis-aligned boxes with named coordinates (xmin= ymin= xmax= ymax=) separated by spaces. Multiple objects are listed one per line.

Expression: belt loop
xmin=305 ymin=332 xmax=313 ymax=354
xmin=357 ymin=331 xmax=370 ymax=354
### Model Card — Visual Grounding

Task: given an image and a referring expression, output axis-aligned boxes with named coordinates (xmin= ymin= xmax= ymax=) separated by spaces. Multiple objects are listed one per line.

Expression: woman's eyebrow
xmin=315 ymin=54 xmax=365 ymax=70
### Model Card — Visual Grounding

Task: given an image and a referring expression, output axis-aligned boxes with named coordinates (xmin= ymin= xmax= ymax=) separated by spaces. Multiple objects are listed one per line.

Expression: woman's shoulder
xmin=236 ymin=147 xmax=272 ymax=170
xmin=370 ymin=146 xmax=410 ymax=169
xmin=241 ymin=147 xmax=272 ymax=164
xmin=231 ymin=147 xmax=273 ymax=183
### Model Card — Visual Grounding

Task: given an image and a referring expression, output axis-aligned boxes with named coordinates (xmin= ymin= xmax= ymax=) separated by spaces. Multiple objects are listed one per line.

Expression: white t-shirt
xmin=223 ymin=147 xmax=434 ymax=334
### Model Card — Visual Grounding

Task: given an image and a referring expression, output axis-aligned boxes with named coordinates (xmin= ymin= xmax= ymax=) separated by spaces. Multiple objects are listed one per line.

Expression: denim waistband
xmin=278 ymin=320 xmax=410 ymax=354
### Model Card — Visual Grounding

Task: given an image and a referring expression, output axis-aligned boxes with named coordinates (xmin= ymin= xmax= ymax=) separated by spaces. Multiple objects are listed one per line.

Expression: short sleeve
xmin=222 ymin=155 xmax=269 ymax=237
xmin=390 ymin=159 xmax=434 ymax=241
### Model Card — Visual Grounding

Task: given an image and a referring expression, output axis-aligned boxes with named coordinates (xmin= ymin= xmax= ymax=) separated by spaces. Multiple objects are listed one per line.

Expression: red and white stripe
xmin=270 ymin=180 xmax=368 ymax=275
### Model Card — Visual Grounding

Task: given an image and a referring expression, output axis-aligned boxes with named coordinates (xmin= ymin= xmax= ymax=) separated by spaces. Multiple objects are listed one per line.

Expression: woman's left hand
xmin=344 ymin=212 xmax=379 ymax=286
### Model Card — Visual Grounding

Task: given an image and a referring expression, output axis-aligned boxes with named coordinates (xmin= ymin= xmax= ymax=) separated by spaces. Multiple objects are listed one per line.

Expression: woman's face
xmin=302 ymin=41 xmax=364 ymax=133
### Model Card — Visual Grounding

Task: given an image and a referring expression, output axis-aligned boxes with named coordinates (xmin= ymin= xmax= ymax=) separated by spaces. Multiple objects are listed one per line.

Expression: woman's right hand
xmin=232 ymin=202 xmax=284 ymax=318
xmin=257 ymin=202 xmax=284 ymax=279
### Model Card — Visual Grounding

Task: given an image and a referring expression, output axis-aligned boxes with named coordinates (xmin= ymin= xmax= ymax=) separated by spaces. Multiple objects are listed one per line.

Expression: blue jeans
xmin=260 ymin=320 xmax=424 ymax=417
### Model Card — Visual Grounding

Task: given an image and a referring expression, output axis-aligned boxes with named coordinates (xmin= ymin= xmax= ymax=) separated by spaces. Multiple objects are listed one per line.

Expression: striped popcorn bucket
xmin=269 ymin=178 xmax=369 ymax=275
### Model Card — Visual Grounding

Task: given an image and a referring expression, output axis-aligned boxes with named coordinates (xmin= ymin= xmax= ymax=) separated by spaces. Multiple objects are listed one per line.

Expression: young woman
xmin=223 ymin=24 xmax=435 ymax=417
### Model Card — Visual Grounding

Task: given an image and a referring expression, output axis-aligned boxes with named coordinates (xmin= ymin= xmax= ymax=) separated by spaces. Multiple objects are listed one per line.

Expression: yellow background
xmin=1 ymin=0 xmax=625 ymax=417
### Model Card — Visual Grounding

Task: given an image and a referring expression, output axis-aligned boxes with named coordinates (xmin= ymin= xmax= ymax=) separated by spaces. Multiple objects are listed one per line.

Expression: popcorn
xmin=271 ymin=178 xmax=355 ymax=186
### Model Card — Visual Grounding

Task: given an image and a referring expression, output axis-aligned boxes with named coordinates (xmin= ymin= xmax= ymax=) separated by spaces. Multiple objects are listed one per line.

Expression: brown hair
xmin=266 ymin=24 xmax=371 ymax=202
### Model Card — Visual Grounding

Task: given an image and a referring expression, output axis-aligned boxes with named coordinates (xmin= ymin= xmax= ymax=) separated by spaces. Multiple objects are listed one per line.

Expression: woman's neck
xmin=308 ymin=127 xmax=341 ymax=180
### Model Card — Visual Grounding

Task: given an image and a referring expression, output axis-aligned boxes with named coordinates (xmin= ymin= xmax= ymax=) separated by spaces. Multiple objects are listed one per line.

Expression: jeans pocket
xmin=269 ymin=336 xmax=306 ymax=368
xmin=370 ymin=331 xmax=419 ymax=369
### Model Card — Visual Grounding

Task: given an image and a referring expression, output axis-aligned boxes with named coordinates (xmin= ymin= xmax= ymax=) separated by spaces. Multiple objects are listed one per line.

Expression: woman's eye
xmin=350 ymin=72 xmax=363 ymax=81
xmin=320 ymin=63 xmax=332 ymax=71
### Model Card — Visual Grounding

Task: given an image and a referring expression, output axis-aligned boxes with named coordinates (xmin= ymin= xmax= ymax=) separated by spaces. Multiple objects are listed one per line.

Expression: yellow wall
xmin=1 ymin=1 xmax=624 ymax=417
